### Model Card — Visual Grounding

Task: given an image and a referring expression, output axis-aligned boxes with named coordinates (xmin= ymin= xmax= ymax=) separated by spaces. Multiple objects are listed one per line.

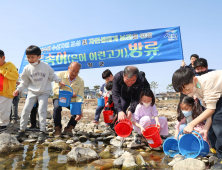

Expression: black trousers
xmin=30 ymin=102 xmax=39 ymax=127
xmin=53 ymin=99 xmax=77 ymax=129
xmin=208 ymin=97 xmax=222 ymax=158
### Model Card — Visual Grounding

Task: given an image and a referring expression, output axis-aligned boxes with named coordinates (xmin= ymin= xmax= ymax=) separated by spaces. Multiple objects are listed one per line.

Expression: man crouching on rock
xmin=53 ymin=62 xmax=84 ymax=137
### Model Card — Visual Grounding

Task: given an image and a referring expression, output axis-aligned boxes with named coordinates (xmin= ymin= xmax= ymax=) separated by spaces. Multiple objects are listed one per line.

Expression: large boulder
xmin=67 ymin=147 xmax=99 ymax=164
xmin=0 ymin=133 xmax=23 ymax=155
xmin=173 ymin=158 xmax=206 ymax=170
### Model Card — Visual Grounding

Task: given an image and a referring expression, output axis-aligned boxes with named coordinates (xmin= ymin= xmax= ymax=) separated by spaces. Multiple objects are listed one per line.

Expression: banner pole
xmin=178 ymin=26 xmax=184 ymax=60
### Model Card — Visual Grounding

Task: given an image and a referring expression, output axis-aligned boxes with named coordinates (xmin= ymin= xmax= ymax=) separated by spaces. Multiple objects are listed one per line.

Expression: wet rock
xmin=173 ymin=158 xmax=205 ymax=170
xmin=110 ymin=139 xmax=122 ymax=147
xmin=47 ymin=128 xmax=53 ymax=132
xmin=23 ymin=139 xmax=37 ymax=143
xmin=209 ymin=156 xmax=218 ymax=165
xmin=121 ymin=152 xmax=138 ymax=170
xmin=49 ymin=132 xmax=54 ymax=137
xmin=113 ymin=157 xmax=125 ymax=169
xmin=48 ymin=124 xmax=53 ymax=128
xmin=136 ymin=154 xmax=147 ymax=166
xmin=48 ymin=139 xmax=71 ymax=151
xmin=89 ymin=138 xmax=96 ymax=141
xmin=201 ymin=157 xmax=208 ymax=163
xmin=91 ymin=159 xmax=114 ymax=169
xmin=0 ymin=133 xmax=23 ymax=155
xmin=67 ymin=147 xmax=99 ymax=164
xmin=168 ymin=154 xmax=184 ymax=166
xmin=79 ymin=136 xmax=87 ymax=143
xmin=148 ymin=160 xmax=157 ymax=168
xmin=99 ymin=145 xmax=112 ymax=159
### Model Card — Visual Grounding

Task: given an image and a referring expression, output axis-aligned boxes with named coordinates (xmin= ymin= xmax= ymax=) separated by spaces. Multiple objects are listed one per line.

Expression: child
xmin=105 ymin=81 xmax=117 ymax=129
xmin=172 ymin=68 xmax=222 ymax=169
xmin=13 ymin=45 xmax=65 ymax=143
xmin=0 ymin=50 xmax=19 ymax=129
xmin=174 ymin=96 xmax=211 ymax=143
xmin=193 ymin=58 xmax=215 ymax=76
xmin=132 ymin=89 xmax=168 ymax=145
xmin=93 ymin=69 xmax=113 ymax=124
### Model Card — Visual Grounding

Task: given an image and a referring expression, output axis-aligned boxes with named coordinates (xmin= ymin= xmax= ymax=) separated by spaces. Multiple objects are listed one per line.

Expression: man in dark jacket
xmin=112 ymin=66 xmax=145 ymax=121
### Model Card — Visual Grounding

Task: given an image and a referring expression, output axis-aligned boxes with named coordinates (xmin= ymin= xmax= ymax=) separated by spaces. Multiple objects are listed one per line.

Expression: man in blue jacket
xmin=112 ymin=66 xmax=146 ymax=121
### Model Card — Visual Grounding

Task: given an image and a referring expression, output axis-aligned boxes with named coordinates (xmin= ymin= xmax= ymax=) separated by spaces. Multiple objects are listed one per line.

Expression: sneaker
xmin=211 ymin=158 xmax=222 ymax=170
xmin=93 ymin=120 xmax=99 ymax=124
xmin=38 ymin=131 xmax=46 ymax=143
xmin=15 ymin=130 xmax=26 ymax=140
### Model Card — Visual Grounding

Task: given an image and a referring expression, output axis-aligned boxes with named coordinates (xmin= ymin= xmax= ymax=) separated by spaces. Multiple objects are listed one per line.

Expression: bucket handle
xmin=145 ymin=124 xmax=160 ymax=132
xmin=177 ymin=130 xmax=204 ymax=150
xmin=114 ymin=119 xmax=131 ymax=127
xmin=59 ymin=85 xmax=73 ymax=94
xmin=76 ymin=95 xmax=83 ymax=103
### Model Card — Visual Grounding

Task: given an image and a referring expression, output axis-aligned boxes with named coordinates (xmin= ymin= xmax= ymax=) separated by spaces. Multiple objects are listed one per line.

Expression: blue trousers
xmin=208 ymin=97 xmax=222 ymax=158
xmin=94 ymin=106 xmax=104 ymax=122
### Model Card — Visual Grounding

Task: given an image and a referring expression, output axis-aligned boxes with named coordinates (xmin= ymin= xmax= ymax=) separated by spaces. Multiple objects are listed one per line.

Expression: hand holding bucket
xmin=59 ymin=85 xmax=73 ymax=107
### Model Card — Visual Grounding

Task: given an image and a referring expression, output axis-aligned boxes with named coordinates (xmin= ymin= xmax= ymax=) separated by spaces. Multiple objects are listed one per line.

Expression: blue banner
xmin=19 ymin=26 xmax=183 ymax=74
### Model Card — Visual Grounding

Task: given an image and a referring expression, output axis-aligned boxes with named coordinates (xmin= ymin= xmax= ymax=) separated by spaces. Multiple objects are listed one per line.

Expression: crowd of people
xmin=0 ymin=46 xmax=222 ymax=169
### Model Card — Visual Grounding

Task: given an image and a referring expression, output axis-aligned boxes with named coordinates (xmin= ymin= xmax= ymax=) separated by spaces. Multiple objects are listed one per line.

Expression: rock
xmin=0 ymin=133 xmax=23 ymax=155
xmin=201 ymin=157 xmax=208 ymax=163
xmin=121 ymin=152 xmax=138 ymax=170
xmin=48 ymin=124 xmax=53 ymax=128
xmin=103 ymin=136 xmax=114 ymax=141
xmin=23 ymin=139 xmax=37 ymax=143
xmin=83 ymin=144 xmax=96 ymax=150
xmin=79 ymin=136 xmax=87 ymax=143
xmin=110 ymin=139 xmax=122 ymax=147
xmin=97 ymin=137 xmax=103 ymax=141
xmin=168 ymin=154 xmax=184 ymax=166
xmin=76 ymin=131 xmax=88 ymax=136
xmin=66 ymin=140 xmax=74 ymax=144
xmin=49 ymin=132 xmax=54 ymax=137
xmin=136 ymin=154 xmax=147 ymax=166
xmin=94 ymin=129 xmax=103 ymax=133
xmin=173 ymin=158 xmax=205 ymax=170
xmin=99 ymin=145 xmax=112 ymax=159
xmin=47 ymin=128 xmax=53 ymax=132
xmin=91 ymin=159 xmax=114 ymax=169
xmin=67 ymin=147 xmax=99 ymax=164
xmin=113 ymin=157 xmax=125 ymax=169
xmin=48 ymin=140 xmax=71 ymax=151
xmin=47 ymin=111 xmax=52 ymax=119
xmin=28 ymin=133 xmax=39 ymax=139
xmin=209 ymin=156 xmax=218 ymax=165
xmin=73 ymin=137 xmax=79 ymax=142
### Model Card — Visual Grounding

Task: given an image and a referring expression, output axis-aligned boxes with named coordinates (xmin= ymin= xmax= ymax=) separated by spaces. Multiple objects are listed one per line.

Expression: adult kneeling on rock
xmin=112 ymin=66 xmax=146 ymax=121
xmin=53 ymin=62 xmax=84 ymax=137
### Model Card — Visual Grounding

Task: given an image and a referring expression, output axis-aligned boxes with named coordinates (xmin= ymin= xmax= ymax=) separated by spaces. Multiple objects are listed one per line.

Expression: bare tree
xmin=150 ymin=81 xmax=158 ymax=96
xmin=166 ymin=84 xmax=174 ymax=92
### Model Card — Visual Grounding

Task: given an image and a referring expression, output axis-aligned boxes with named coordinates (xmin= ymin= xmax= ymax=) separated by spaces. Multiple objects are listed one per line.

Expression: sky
xmin=1 ymin=0 xmax=222 ymax=93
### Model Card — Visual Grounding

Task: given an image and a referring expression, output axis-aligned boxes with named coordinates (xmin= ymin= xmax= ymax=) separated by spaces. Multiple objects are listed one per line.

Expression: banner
xmin=19 ymin=26 xmax=183 ymax=74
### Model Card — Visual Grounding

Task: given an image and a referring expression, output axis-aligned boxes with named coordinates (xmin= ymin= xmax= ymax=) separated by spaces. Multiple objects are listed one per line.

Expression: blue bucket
xmin=163 ymin=137 xmax=179 ymax=157
xmin=178 ymin=131 xmax=209 ymax=158
xmin=70 ymin=95 xmax=83 ymax=115
xmin=97 ymin=97 xmax=105 ymax=107
xmin=59 ymin=85 xmax=73 ymax=107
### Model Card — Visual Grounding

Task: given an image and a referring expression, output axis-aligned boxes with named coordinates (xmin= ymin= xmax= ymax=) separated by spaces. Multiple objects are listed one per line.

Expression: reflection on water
xmin=0 ymin=140 xmax=172 ymax=170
